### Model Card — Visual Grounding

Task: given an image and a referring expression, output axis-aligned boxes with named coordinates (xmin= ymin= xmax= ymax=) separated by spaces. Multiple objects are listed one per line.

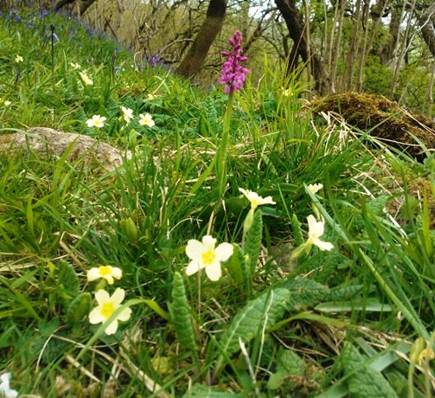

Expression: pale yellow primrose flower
xmin=15 ymin=54 xmax=23 ymax=63
xmin=79 ymin=71 xmax=93 ymax=86
xmin=87 ymin=265 xmax=122 ymax=285
xmin=307 ymin=183 xmax=323 ymax=194
xmin=2 ymin=100 xmax=11 ymax=107
xmin=70 ymin=62 xmax=81 ymax=70
xmin=89 ymin=288 xmax=132 ymax=335
xmin=139 ymin=113 xmax=155 ymax=127
xmin=239 ymin=188 xmax=275 ymax=211
xmin=146 ymin=94 xmax=157 ymax=100
xmin=282 ymin=87 xmax=292 ymax=97
xmin=306 ymin=215 xmax=334 ymax=251
xmin=185 ymin=235 xmax=233 ymax=281
xmin=121 ymin=106 xmax=134 ymax=124
xmin=0 ymin=372 xmax=18 ymax=398
xmin=418 ymin=347 xmax=435 ymax=365
xmin=86 ymin=115 xmax=106 ymax=128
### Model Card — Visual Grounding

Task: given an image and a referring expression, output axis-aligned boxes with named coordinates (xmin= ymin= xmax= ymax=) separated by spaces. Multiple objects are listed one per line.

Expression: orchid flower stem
xmin=216 ymin=93 xmax=234 ymax=199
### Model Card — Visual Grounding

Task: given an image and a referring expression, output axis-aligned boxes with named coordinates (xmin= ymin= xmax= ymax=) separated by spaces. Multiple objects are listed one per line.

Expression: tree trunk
xmin=391 ymin=0 xmax=416 ymax=96
xmin=54 ymin=0 xmax=75 ymax=11
xmin=302 ymin=0 xmax=312 ymax=91
xmin=357 ymin=0 xmax=372 ymax=91
xmin=54 ymin=0 xmax=94 ymax=15
xmin=329 ymin=0 xmax=346 ymax=93
xmin=418 ymin=2 xmax=435 ymax=58
xmin=240 ymin=0 xmax=251 ymax=40
xmin=380 ymin=4 xmax=403 ymax=64
xmin=428 ymin=60 xmax=434 ymax=118
xmin=176 ymin=0 xmax=227 ymax=78
xmin=344 ymin=0 xmax=362 ymax=90
xmin=79 ymin=0 xmax=96 ymax=15
xmin=274 ymin=0 xmax=326 ymax=93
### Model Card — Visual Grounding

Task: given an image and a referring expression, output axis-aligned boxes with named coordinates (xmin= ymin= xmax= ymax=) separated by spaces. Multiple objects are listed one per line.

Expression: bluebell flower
xmin=144 ymin=54 xmax=164 ymax=68
xmin=51 ymin=31 xmax=60 ymax=42
xmin=39 ymin=9 xmax=49 ymax=19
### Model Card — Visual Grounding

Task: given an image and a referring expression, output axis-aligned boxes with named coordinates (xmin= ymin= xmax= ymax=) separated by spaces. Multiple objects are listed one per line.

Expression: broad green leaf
xmin=267 ymin=349 xmax=306 ymax=390
xmin=281 ymin=278 xmax=330 ymax=310
xmin=66 ymin=292 xmax=91 ymax=324
xmin=10 ymin=270 xmax=37 ymax=289
xmin=342 ymin=343 xmax=398 ymax=398
xmin=317 ymin=341 xmax=411 ymax=398
xmin=0 ymin=276 xmax=40 ymax=320
xmin=58 ymin=261 xmax=80 ymax=298
xmin=226 ymin=244 xmax=249 ymax=293
xmin=243 ymin=209 xmax=263 ymax=274
xmin=277 ymin=349 xmax=305 ymax=375
xmin=143 ymin=299 xmax=169 ymax=321
xmin=119 ymin=217 xmax=138 ymax=242
xmin=219 ymin=287 xmax=289 ymax=357
xmin=315 ymin=298 xmax=393 ymax=313
xmin=267 ymin=370 xmax=287 ymax=390
xmin=169 ymin=272 xmax=198 ymax=364
xmin=291 ymin=213 xmax=304 ymax=246
xmin=325 ymin=284 xmax=363 ymax=301
xmin=184 ymin=384 xmax=243 ymax=397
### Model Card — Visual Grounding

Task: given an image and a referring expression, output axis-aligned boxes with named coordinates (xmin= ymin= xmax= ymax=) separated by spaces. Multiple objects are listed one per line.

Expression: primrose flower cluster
xmin=67 ymin=62 xmax=156 ymax=130
xmin=86 ymin=107 xmax=155 ymax=129
xmin=68 ymin=60 xmax=94 ymax=86
xmin=118 ymin=104 xmax=156 ymax=127
xmin=185 ymin=184 xmax=333 ymax=282
xmin=86 ymin=265 xmax=131 ymax=335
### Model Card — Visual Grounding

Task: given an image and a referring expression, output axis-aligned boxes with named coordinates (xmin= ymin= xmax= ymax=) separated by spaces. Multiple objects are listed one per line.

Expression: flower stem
xmin=216 ymin=94 xmax=234 ymax=199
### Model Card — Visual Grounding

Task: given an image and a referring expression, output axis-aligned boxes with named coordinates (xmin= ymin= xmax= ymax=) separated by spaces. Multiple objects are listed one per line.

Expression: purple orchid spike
xmin=219 ymin=31 xmax=250 ymax=94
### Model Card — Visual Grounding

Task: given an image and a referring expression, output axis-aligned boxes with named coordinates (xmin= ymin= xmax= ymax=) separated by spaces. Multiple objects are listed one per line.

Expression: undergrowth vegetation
xmin=0 ymin=9 xmax=434 ymax=398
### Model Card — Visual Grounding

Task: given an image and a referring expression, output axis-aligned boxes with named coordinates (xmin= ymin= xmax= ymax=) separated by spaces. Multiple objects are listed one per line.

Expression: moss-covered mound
xmin=310 ymin=92 xmax=434 ymax=159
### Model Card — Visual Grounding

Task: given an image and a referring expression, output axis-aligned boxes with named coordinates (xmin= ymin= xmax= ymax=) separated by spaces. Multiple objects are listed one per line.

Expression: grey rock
xmin=0 ymin=127 xmax=130 ymax=171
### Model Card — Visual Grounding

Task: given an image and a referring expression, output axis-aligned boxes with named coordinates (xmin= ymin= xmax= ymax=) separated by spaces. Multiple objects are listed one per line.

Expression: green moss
xmin=311 ymin=92 xmax=435 ymax=159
